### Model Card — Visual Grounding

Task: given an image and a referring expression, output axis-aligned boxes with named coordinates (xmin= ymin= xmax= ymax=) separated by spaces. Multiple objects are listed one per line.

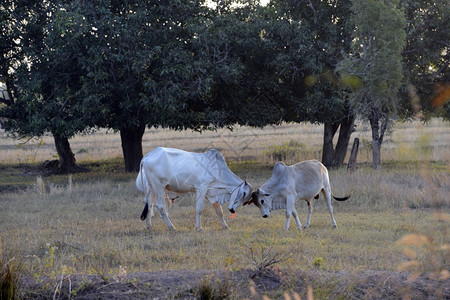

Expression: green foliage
xmin=339 ymin=0 xmax=406 ymax=117
xmin=208 ymin=0 xmax=355 ymax=126
xmin=1 ymin=1 xmax=90 ymax=139
xmin=312 ymin=257 xmax=325 ymax=269
xmin=400 ymin=0 xmax=450 ymax=121
xmin=338 ymin=0 xmax=407 ymax=168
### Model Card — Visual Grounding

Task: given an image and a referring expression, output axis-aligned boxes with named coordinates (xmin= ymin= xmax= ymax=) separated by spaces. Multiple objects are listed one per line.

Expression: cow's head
xmin=228 ymin=181 xmax=253 ymax=214
xmin=249 ymin=189 xmax=271 ymax=218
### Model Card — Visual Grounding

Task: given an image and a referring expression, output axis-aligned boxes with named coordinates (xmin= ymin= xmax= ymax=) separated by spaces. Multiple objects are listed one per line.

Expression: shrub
xmin=264 ymin=140 xmax=306 ymax=162
xmin=312 ymin=257 xmax=325 ymax=269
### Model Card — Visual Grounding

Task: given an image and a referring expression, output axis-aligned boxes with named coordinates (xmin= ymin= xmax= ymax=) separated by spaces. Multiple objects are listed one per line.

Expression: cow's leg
xmin=158 ymin=194 xmax=171 ymax=218
xmin=291 ymin=206 xmax=303 ymax=230
xmin=284 ymin=209 xmax=291 ymax=230
xmin=146 ymin=192 xmax=156 ymax=229
xmin=212 ymin=202 xmax=229 ymax=230
xmin=164 ymin=193 xmax=172 ymax=211
xmin=285 ymin=197 xmax=301 ymax=230
xmin=155 ymin=190 xmax=176 ymax=231
xmin=140 ymin=188 xmax=154 ymax=230
xmin=195 ymin=188 xmax=207 ymax=232
xmin=322 ymin=188 xmax=338 ymax=228
xmin=150 ymin=193 xmax=155 ymax=218
xmin=304 ymin=200 xmax=313 ymax=228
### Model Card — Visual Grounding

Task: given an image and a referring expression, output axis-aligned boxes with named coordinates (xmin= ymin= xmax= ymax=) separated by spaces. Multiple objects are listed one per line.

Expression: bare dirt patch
xmin=20 ymin=269 xmax=449 ymax=299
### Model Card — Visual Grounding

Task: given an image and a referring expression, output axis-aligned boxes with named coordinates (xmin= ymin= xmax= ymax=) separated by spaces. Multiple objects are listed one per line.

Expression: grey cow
xmin=244 ymin=160 xmax=350 ymax=230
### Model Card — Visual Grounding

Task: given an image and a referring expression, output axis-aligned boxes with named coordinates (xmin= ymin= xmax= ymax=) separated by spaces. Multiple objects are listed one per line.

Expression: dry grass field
xmin=0 ymin=119 xmax=449 ymax=299
xmin=1 ymin=119 xmax=449 ymax=165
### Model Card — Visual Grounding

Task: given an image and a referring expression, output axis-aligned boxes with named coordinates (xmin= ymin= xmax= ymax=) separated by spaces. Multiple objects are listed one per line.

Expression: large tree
xmin=293 ymin=0 xmax=355 ymax=168
xmin=204 ymin=0 xmax=356 ymax=168
xmin=1 ymin=0 xmax=236 ymax=172
xmin=0 ymin=0 xmax=90 ymax=173
xmin=78 ymin=0 xmax=240 ymax=172
xmin=339 ymin=0 xmax=406 ymax=169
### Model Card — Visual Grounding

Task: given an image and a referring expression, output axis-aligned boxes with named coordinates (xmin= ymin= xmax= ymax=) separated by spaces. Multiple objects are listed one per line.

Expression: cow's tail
xmin=332 ymin=194 xmax=351 ymax=201
xmin=139 ymin=159 xmax=150 ymax=221
xmin=140 ymin=202 xmax=149 ymax=220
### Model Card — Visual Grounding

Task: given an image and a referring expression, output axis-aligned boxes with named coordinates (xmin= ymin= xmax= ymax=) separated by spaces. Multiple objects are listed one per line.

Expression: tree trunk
xmin=369 ymin=108 xmax=386 ymax=170
xmin=120 ymin=124 xmax=146 ymax=172
xmin=333 ymin=114 xmax=355 ymax=167
xmin=322 ymin=122 xmax=339 ymax=168
xmin=322 ymin=113 xmax=355 ymax=169
xmin=53 ymin=134 xmax=86 ymax=174
xmin=372 ymin=137 xmax=382 ymax=170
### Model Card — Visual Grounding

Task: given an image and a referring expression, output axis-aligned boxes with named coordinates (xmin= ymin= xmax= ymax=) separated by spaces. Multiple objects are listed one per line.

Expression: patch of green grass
xmin=78 ymin=157 xmax=124 ymax=173
xmin=0 ymin=163 xmax=42 ymax=192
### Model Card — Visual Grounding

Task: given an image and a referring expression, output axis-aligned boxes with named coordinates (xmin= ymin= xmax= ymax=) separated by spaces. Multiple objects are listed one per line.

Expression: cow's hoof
xmin=196 ymin=227 xmax=204 ymax=233
xmin=222 ymin=225 xmax=229 ymax=230
xmin=332 ymin=225 xmax=338 ymax=229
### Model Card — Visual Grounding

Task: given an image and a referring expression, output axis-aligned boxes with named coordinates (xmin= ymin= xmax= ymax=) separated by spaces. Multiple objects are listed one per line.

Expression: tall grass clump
xmin=0 ymin=240 xmax=22 ymax=300
xmin=195 ymin=275 xmax=233 ymax=300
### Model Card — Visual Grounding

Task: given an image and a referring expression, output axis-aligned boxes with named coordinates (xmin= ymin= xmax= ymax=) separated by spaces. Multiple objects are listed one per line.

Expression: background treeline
xmin=0 ymin=0 xmax=448 ymax=172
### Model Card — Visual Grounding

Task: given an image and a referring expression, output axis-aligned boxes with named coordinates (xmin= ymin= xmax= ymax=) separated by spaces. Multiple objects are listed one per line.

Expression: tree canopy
xmin=400 ymin=0 xmax=450 ymax=121
xmin=338 ymin=0 xmax=406 ymax=169
xmin=1 ymin=0 xmax=448 ymax=172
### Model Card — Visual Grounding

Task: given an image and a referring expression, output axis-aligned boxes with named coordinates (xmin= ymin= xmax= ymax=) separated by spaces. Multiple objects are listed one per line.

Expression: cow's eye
xmin=243 ymin=192 xmax=246 ymax=197
xmin=261 ymin=200 xmax=265 ymax=205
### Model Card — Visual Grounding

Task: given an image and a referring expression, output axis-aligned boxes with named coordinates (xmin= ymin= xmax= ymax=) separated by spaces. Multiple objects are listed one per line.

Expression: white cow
xmin=137 ymin=147 xmax=253 ymax=231
xmin=242 ymin=160 xmax=350 ymax=230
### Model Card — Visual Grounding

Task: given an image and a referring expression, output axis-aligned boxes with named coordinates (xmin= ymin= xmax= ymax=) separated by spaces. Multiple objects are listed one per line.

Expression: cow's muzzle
xmin=229 ymin=208 xmax=235 ymax=214
xmin=262 ymin=214 xmax=268 ymax=218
